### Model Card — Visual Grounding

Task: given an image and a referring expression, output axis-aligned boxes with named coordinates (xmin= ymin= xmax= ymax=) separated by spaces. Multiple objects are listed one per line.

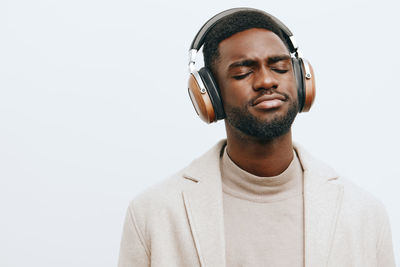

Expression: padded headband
xmin=190 ymin=7 xmax=298 ymax=53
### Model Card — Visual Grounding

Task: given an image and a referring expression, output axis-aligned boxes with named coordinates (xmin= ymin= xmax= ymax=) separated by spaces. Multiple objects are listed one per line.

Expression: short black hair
xmin=203 ymin=10 xmax=289 ymax=72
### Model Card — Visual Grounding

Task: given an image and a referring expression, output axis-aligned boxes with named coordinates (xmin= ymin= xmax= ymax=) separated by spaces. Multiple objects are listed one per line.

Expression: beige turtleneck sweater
xmin=221 ymin=146 xmax=304 ymax=267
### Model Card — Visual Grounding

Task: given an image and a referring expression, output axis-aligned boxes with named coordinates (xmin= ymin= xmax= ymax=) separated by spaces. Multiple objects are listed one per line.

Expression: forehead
xmin=217 ymin=28 xmax=289 ymax=66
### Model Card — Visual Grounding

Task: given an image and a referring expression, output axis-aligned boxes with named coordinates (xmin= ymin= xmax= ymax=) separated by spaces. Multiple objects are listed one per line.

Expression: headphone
xmin=187 ymin=7 xmax=316 ymax=124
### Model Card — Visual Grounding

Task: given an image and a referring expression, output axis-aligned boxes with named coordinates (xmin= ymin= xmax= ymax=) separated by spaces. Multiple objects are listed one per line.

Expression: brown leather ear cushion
xmin=302 ymin=60 xmax=316 ymax=112
xmin=188 ymin=73 xmax=216 ymax=123
xmin=198 ymin=68 xmax=225 ymax=120
xmin=291 ymin=57 xmax=305 ymax=111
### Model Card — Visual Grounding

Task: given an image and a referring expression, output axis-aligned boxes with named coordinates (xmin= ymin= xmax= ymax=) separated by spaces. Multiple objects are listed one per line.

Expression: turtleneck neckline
xmin=221 ymin=146 xmax=304 ymax=203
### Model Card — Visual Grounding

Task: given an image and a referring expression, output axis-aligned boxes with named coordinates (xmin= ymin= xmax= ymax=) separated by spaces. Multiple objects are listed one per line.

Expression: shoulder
xmin=127 ymin=169 xmax=192 ymax=217
xmin=296 ymin=145 xmax=395 ymax=264
xmin=295 ymin=142 xmax=389 ymax=223
xmin=338 ymin=177 xmax=389 ymax=223
xmin=126 ymin=139 xmax=226 ymax=220
xmin=300 ymin=152 xmax=397 ymax=264
xmin=122 ymin=169 xmax=197 ymax=247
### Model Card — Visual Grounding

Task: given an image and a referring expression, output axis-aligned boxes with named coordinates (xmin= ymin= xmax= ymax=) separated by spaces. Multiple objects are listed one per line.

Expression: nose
xmin=253 ymin=67 xmax=278 ymax=92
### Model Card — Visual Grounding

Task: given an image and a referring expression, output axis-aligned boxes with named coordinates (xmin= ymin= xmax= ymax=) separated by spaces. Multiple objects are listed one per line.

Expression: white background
xmin=1 ymin=0 xmax=399 ymax=266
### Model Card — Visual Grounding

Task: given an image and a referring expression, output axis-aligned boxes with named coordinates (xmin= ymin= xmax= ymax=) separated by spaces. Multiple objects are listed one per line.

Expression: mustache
xmin=249 ymin=90 xmax=290 ymax=106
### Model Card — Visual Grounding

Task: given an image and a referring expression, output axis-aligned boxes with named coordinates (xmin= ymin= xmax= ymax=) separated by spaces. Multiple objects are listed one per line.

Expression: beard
xmin=224 ymin=96 xmax=298 ymax=141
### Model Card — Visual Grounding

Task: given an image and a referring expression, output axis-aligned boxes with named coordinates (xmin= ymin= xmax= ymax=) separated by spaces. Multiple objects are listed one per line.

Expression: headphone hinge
xmin=295 ymin=49 xmax=303 ymax=59
xmin=302 ymin=58 xmax=312 ymax=79
xmin=289 ymin=36 xmax=298 ymax=51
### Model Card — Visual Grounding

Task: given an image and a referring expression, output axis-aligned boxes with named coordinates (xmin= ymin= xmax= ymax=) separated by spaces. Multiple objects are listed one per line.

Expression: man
xmin=118 ymin=8 xmax=395 ymax=267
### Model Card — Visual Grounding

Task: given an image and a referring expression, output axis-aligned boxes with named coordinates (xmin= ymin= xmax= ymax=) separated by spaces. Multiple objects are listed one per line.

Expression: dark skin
xmin=214 ymin=28 xmax=298 ymax=177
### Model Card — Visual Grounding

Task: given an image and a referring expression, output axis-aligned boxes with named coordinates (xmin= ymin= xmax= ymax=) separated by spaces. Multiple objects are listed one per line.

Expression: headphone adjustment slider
xmin=189 ymin=49 xmax=197 ymax=62
xmin=188 ymin=49 xmax=198 ymax=73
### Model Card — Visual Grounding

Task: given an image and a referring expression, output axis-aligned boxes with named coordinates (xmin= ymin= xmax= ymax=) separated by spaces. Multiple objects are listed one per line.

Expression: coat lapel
xmin=181 ymin=141 xmax=226 ymax=267
xmin=295 ymin=145 xmax=344 ymax=267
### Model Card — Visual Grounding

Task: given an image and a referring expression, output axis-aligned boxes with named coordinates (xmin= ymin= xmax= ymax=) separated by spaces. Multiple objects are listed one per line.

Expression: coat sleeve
xmin=118 ymin=202 xmax=150 ymax=267
xmin=376 ymin=207 xmax=396 ymax=267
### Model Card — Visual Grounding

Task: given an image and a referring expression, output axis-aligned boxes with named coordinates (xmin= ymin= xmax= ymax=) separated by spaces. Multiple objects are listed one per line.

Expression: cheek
xmin=282 ymin=75 xmax=298 ymax=98
xmin=219 ymin=80 xmax=251 ymax=107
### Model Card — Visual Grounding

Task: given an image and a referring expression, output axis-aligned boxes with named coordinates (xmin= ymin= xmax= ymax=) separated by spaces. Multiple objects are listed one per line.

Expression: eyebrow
xmin=228 ymin=54 xmax=291 ymax=70
xmin=228 ymin=59 xmax=257 ymax=70
xmin=267 ymin=54 xmax=291 ymax=64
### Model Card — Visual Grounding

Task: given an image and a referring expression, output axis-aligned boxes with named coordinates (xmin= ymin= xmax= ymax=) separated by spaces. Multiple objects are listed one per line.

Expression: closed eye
xmin=272 ymin=68 xmax=289 ymax=74
xmin=232 ymin=72 xmax=252 ymax=80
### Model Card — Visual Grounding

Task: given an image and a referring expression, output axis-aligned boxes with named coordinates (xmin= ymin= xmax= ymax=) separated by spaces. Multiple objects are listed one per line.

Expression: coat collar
xmin=182 ymin=140 xmax=339 ymax=185
xmin=181 ymin=139 xmax=343 ymax=267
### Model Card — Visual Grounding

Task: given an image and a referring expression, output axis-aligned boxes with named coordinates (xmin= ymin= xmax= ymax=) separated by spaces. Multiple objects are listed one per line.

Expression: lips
xmin=252 ymin=93 xmax=287 ymax=110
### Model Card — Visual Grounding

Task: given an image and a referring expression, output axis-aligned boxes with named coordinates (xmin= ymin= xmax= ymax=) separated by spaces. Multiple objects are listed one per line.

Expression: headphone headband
xmin=189 ymin=7 xmax=298 ymax=54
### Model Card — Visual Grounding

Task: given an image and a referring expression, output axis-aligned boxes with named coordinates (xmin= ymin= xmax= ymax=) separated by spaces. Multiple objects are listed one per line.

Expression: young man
xmin=118 ymin=8 xmax=395 ymax=267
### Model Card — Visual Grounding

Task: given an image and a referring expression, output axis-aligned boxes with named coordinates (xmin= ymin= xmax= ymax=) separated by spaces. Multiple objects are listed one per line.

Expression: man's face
xmin=214 ymin=28 xmax=298 ymax=140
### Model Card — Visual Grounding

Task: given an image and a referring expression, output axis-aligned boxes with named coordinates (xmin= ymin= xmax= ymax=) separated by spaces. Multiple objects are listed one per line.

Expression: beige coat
xmin=118 ymin=140 xmax=395 ymax=267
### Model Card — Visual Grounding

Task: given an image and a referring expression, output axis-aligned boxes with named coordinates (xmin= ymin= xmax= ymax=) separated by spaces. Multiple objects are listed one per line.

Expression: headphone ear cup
xmin=198 ymin=67 xmax=225 ymax=120
xmin=292 ymin=57 xmax=316 ymax=112
xmin=300 ymin=58 xmax=316 ymax=112
xmin=188 ymin=70 xmax=217 ymax=123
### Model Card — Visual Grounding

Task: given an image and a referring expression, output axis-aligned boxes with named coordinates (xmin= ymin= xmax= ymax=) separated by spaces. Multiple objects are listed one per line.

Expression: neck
xmin=225 ymin=123 xmax=294 ymax=177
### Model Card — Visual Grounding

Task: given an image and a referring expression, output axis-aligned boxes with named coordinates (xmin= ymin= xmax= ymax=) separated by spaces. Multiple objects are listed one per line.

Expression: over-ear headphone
xmin=188 ymin=7 xmax=316 ymax=124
